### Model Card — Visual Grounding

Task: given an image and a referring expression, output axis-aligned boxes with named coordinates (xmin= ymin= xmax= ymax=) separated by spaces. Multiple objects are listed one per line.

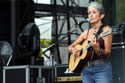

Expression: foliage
xmin=116 ymin=0 xmax=125 ymax=24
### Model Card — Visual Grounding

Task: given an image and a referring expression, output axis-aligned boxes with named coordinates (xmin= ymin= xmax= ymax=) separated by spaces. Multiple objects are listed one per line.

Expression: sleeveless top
xmin=86 ymin=29 xmax=107 ymax=61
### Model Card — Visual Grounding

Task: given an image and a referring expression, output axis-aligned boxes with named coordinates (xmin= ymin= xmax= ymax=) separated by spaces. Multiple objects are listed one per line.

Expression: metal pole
xmin=53 ymin=0 xmax=62 ymax=64
xmin=10 ymin=0 xmax=17 ymax=65
xmin=66 ymin=0 xmax=71 ymax=62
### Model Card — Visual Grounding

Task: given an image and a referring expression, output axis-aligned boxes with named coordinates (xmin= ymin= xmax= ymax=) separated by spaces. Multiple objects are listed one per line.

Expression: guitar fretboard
xmin=82 ymin=42 xmax=93 ymax=52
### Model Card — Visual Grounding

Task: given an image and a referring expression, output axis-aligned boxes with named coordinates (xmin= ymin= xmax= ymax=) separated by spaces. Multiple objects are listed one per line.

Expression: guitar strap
xmin=89 ymin=25 xmax=104 ymax=61
xmin=95 ymin=25 xmax=104 ymax=38
xmin=87 ymin=25 xmax=104 ymax=51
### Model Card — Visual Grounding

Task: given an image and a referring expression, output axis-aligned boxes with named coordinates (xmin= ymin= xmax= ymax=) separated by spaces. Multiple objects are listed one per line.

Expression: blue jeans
xmin=81 ymin=62 xmax=112 ymax=83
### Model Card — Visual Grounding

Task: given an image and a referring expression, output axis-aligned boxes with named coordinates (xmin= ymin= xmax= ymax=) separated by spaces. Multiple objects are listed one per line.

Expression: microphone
xmin=78 ymin=18 xmax=90 ymax=25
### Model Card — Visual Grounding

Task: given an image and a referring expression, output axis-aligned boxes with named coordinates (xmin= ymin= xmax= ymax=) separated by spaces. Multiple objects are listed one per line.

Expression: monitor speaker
xmin=110 ymin=47 xmax=125 ymax=83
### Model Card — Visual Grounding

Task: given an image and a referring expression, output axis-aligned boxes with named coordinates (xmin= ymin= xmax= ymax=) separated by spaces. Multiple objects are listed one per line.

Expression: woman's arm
xmin=102 ymin=26 xmax=113 ymax=57
xmin=92 ymin=26 xmax=113 ymax=57
xmin=68 ymin=29 xmax=88 ymax=54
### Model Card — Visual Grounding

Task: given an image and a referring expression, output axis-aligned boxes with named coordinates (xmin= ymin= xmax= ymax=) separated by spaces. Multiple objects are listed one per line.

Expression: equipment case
xmin=3 ymin=65 xmax=53 ymax=83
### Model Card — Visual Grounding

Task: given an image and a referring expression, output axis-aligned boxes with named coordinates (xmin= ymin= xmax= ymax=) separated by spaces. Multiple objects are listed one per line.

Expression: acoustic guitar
xmin=69 ymin=29 xmax=112 ymax=73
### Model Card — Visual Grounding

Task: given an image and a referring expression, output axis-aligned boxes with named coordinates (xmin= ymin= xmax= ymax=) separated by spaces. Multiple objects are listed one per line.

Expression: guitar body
xmin=69 ymin=40 xmax=92 ymax=73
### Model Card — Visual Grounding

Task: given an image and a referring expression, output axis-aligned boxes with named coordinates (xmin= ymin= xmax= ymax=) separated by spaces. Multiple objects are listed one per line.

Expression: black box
xmin=3 ymin=65 xmax=54 ymax=83
xmin=3 ymin=65 xmax=40 ymax=83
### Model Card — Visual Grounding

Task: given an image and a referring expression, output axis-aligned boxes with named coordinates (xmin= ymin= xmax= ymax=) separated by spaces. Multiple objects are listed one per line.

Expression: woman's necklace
xmin=92 ymin=25 xmax=101 ymax=35
xmin=93 ymin=26 xmax=100 ymax=29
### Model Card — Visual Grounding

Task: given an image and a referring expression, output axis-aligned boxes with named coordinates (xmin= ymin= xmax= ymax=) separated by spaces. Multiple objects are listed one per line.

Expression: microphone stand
xmin=42 ymin=29 xmax=76 ymax=83
xmin=42 ymin=29 xmax=76 ymax=66
xmin=69 ymin=10 xmax=84 ymax=32
xmin=43 ymin=29 xmax=76 ymax=56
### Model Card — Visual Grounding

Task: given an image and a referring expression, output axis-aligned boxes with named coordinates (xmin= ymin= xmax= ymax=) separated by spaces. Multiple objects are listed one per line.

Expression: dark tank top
xmin=92 ymin=38 xmax=107 ymax=60
xmin=86 ymin=28 xmax=107 ymax=61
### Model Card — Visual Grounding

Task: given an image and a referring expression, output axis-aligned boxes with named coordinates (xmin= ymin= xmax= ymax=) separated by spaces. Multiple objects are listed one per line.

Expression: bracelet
xmin=69 ymin=47 xmax=72 ymax=53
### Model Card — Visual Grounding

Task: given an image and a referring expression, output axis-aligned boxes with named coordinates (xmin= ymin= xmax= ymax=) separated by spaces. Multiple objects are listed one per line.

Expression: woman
xmin=68 ymin=2 xmax=113 ymax=83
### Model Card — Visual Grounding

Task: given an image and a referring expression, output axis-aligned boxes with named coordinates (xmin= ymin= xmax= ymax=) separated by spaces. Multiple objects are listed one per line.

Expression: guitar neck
xmin=82 ymin=29 xmax=112 ymax=54
xmin=97 ymin=29 xmax=112 ymax=40
xmin=82 ymin=42 xmax=93 ymax=52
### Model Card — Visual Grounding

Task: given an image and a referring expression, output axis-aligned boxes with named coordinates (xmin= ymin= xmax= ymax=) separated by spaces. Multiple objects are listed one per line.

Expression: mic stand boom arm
xmin=43 ymin=30 xmax=76 ymax=58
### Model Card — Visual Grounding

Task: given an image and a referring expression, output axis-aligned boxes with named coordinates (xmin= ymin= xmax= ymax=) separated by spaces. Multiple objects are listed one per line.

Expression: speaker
xmin=112 ymin=25 xmax=125 ymax=43
xmin=110 ymin=47 xmax=125 ymax=83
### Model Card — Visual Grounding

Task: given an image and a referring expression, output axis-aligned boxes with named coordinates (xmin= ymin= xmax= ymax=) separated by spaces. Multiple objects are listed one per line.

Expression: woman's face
xmin=88 ymin=7 xmax=103 ymax=24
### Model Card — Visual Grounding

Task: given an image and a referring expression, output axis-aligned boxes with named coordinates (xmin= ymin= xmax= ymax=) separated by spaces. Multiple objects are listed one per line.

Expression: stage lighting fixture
xmin=18 ymin=22 xmax=40 ymax=57
xmin=0 ymin=41 xmax=13 ymax=66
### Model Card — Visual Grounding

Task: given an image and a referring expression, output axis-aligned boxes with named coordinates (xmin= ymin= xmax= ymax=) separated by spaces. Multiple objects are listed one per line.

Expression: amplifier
xmin=55 ymin=64 xmax=82 ymax=82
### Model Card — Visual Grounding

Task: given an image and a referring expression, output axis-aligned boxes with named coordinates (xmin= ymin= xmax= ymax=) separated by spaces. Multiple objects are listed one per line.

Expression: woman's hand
xmin=87 ymin=36 xmax=100 ymax=52
xmin=68 ymin=46 xmax=80 ymax=57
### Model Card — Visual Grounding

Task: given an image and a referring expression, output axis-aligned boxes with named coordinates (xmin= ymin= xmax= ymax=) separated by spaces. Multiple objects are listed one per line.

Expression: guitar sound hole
xmin=74 ymin=57 xmax=76 ymax=62
xmin=88 ymin=46 xmax=93 ymax=51
xmin=80 ymin=50 xmax=83 ymax=57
